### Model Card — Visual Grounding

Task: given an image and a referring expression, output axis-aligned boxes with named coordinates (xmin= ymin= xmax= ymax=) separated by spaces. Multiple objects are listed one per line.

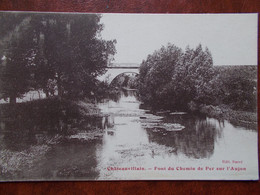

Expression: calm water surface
xmin=0 ymin=91 xmax=258 ymax=180
xmin=96 ymin=91 xmax=258 ymax=180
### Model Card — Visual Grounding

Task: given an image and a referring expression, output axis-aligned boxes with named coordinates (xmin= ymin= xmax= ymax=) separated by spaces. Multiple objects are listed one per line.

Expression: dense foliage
xmin=0 ymin=13 xmax=116 ymax=103
xmin=110 ymin=73 xmax=138 ymax=89
xmin=213 ymin=65 xmax=257 ymax=111
xmin=137 ymin=43 xmax=257 ymax=112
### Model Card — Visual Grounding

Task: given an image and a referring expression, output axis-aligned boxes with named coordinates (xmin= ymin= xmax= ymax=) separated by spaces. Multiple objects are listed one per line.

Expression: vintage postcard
xmin=0 ymin=12 xmax=258 ymax=181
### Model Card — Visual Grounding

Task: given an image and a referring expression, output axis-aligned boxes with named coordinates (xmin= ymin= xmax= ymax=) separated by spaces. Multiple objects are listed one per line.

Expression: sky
xmin=100 ymin=13 xmax=258 ymax=66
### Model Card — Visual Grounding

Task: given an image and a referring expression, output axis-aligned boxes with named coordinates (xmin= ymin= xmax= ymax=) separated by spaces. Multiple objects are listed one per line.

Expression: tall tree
xmin=0 ymin=13 xmax=34 ymax=103
xmin=0 ymin=13 xmax=116 ymax=103
xmin=137 ymin=43 xmax=214 ymax=111
xmin=137 ymin=43 xmax=182 ymax=107
xmin=171 ymin=45 xmax=214 ymax=110
xmin=31 ymin=13 xmax=116 ymax=99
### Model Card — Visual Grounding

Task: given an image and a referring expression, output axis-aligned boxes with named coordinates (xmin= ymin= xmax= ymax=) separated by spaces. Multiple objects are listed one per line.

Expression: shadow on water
xmin=101 ymin=115 xmax=115 ymax=130
xmin=144 ymin=114 xmax=224 ymax=159
xmin=0 ymin=90 xmax=257 ymax=180
xmin=98 ymin=90 xmax=226 ymax=161
xmin=0 ymin=98 xmax=78 ymax=151
xmin=26 ymin=141 xmax=101 ymax=180
xmin=0 ymin=98 xmax=103 ymax=180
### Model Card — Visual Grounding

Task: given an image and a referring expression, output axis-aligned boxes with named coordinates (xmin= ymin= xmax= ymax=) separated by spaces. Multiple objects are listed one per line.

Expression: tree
xmin=0 ymin=13 xmax=117 ymax=103
xmin=137 ymin=43 xmax=214 ymax=111
xmin=0 ymin=13 xmax=35 ymax=103
xmin=137 ymin=43 xmax=183 ymax=108
xmin=213 ymin=65 xmax=257 ymax=112
xmin=31 ymin=13 xmax=116 ymax=99
xmin=171 ymin=45 xmax=215 ymax=110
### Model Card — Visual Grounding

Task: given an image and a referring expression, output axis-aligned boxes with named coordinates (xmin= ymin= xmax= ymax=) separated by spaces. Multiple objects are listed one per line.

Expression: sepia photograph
xmin=0 ymin=12 xmax=258 ymax=181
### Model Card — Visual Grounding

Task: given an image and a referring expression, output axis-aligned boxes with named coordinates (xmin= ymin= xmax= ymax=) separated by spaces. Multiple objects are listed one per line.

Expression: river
xmin=0 ymin=90 xmax=258 ymax=180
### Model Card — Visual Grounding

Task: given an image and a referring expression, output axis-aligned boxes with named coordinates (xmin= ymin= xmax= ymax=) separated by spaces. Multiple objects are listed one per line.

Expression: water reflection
xmin=145 ymin=115 xmax=222 ymax=159
xmin=102 ymin=115 xmax=115 ymax=130
xmin=0 ymin=91 xmax=257 ymax=180
xmin=26 ymin=141 xmax=101 ymax=180
xmin=98 ymin=91 xmax=223 ymax=160
xmin=0 ymin=100 xmax=71 ymax=152
xmin=97 ymin=90 xmax=258 ymax=180
xmin=0 ymin=99 xmax=102 ymax=180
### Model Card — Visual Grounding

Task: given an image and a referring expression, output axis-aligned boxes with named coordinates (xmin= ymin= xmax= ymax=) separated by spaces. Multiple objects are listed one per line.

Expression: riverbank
xmin=0 ymin=97 xmax=104 ymax=179
xmin=140 ymin=101 xmax=257 ymax=130
xmin=0 ymin=135 xmax=62 ymax=180
xmin=0 ymin=97 xmax=103 ymax=124
xmin=199 ymin=104 xmax=257 ymax=130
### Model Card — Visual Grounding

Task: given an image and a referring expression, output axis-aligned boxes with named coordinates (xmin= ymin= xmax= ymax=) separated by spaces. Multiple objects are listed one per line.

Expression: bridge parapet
xmin=106 ymin=66 xmax=139 ymax=69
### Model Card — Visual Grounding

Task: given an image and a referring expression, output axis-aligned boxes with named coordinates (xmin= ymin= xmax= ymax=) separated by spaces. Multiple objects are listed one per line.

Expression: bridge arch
xmin=98 ymin=67 xmax=139 ymax=84
xmin=110 ymin=72 xmax=139 ymax=86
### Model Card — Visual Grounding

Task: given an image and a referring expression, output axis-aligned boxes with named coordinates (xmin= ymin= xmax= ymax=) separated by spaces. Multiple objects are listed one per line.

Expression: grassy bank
xmin=199 ymin=104 xmax=257 ymax=130
xmin=0 ymin=97 xmax=103 ymax=179
xmin=0 ymin=135 xmax=62 ymax=180
xmin=0 ymin=97 xmax=103 ymax=132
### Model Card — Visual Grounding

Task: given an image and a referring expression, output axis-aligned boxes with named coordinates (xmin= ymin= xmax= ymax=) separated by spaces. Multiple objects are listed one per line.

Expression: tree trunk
xmin=43 ymin=88 xmax=49 ymax=98
xmin=37 ymin=90 xmax=41 ymax=99
xmin=57 ymin=74 xmax=63 ymax=97
xmin=9 ymin=95 xmax=16 ymax=104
